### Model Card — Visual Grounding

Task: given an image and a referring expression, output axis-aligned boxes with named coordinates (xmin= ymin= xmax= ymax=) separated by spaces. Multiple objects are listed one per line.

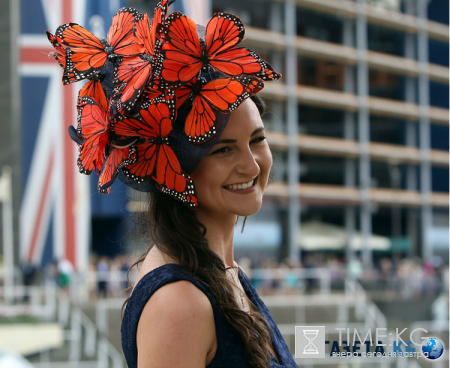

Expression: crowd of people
xmin=13 ymin=253 xmax=448 ymax=300
xmin=78 ymin=253 xmax=448 ymax=300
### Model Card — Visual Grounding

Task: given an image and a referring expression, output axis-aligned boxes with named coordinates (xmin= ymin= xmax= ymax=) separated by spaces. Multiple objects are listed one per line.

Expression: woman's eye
xmin=251 ymin=136 xmax=267 ymax=144
xmin=212 ymin=146 xmax=230 ymax=155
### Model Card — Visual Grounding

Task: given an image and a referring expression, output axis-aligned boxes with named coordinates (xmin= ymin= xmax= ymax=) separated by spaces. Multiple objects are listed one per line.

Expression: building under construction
xmin=204 ymin=0 xmax=449 ymax=265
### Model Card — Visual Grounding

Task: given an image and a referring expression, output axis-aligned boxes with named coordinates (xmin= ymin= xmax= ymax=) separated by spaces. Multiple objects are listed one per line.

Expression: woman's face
xmin=190 ymin=98 xmax=273 ymax=217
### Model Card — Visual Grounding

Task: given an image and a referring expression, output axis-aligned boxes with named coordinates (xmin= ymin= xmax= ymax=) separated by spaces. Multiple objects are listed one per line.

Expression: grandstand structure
xmin=202 ymin=0 xmax=449 ymax=265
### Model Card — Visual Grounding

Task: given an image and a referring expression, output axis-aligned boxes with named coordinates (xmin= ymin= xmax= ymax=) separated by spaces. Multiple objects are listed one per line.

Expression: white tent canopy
xmin=299 ymin=221 xmax=390 ymax=251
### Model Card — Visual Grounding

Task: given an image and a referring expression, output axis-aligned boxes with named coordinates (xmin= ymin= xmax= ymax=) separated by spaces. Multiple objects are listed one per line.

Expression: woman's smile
xmin=222 ymin=175 xmax=258 ymax=194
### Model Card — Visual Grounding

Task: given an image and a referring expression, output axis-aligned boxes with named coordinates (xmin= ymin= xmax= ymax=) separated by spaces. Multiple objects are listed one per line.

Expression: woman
xmin=121 ymin=94 xmax=298 ymax=367
xmin=47 ymin=1 xmax=296 ymax=367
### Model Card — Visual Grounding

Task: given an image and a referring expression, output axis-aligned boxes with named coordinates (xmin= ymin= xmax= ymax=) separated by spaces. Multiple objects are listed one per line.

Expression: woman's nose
xmin=235 ymin=146 xmax=260 ymax=177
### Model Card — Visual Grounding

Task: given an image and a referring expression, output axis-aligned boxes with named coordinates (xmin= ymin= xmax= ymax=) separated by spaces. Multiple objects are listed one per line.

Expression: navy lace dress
xmin=121 ymin=263 xmax=298 ymax=367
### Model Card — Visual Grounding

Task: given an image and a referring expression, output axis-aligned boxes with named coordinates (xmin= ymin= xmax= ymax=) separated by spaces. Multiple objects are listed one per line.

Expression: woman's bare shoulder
xmin=136 ymin=267 xmax=216 ymax=367
xmin=132 ymin=246 xmax=179 ymax=293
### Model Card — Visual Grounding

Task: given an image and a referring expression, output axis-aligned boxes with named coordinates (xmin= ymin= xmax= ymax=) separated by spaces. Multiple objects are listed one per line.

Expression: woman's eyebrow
xmin=251 ymin=127 xmax=265 ymax=136
xmin=214 ymin=127 xmax=266 ymax=144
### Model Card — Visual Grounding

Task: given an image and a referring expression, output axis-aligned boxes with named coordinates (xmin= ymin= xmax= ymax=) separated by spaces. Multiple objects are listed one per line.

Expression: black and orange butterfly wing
xmin=174 ymin=77 xmax=196 ymax=109
xmin=114 ymin=56 xmax=153 ymax=112
xmin=130 ymin=0 xmax=171 ymax=97
xmin=111 ymin=95 xmax=173 ymax=140
xmin=210 ymin=47 xmax=282 ymax=81
xmin=185 ymin=75 xmax=264 ymax=143
xmin=98 ymin=145 xmax=137 ymax=193
xmin=151 ymin=12 xmax=203 ymax=90
xmin=56 ymin=23 xmax=107 ymax=84
xmin=79 ymin=80 xmax=108 ymax=112
xmin=135 ymin=13 xmax=153 ymax=54
xmin=122 ymin=143 xmax=158 ymax=183
xmin=144 ymin=85 xmax=163 ymax=101
xmin=117 ymin=93 xmax=175 ymax=182
xmin=108 ymin=7 xmax=145 ymax=56
xmin=147 ymin=0 xmax=171 ymax=53
xmin=204 ymin=13 xmax=281 ymax=81
xmin=184 ymin=96 xmax=217 ymax=143
xmin=154 ymin=144 xmax=198 ymax=208
xmin=46 ymin=31 xmax=66 ymax=68
xmin=77 ymin=96 xmax=109 ymax=174
xmin=204 ymin=13 xmax=245 ymax=55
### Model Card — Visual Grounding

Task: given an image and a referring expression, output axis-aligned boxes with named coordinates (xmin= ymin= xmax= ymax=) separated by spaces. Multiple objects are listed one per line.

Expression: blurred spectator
xmin=20 ymin=262 xmax=36 ymax=302
xmin=109 ymin=258 xmax=122 ymax=297
xmin=58 ymin=258 xmax=73 ymax=291
xmin=377 ymin=257 xmax=392 ymax=291
xmin=121 ymin=256 xmax=131 ymax=293
xmin=45 ymin=258 xmax=59 ymax=284
xmin=258 ymin=257 xmax=276 ymax=295
xmin=347 ymin=256 xmax=363 ymax=280
xmin=303 ymin=254 xmax=317 ymax=294
xmin=88 ymin=256 xmax=98 ymax=300
xmin=97 ymin=256 xmax=109 ymax=298
xmin=283 ymin=258 xmax=300 ymax=295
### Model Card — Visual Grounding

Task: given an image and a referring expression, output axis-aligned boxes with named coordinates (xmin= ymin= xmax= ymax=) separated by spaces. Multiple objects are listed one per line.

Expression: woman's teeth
xmin=224 ymin=179 xmax=254 ymax=191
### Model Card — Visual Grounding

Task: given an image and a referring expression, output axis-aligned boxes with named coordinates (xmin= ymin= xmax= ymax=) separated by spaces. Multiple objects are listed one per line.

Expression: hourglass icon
xmin=303 ymin=330 xmax=319 ymax=354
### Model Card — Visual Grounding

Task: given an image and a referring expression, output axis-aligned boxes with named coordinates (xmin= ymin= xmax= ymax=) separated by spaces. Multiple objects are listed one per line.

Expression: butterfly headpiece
xmin=47 ymin=0 xmax=281 ymax=209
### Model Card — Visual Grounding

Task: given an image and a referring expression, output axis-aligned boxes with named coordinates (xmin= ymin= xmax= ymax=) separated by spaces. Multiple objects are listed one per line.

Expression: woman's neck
xmin=196 ymin=211 xmax=238 ymax=268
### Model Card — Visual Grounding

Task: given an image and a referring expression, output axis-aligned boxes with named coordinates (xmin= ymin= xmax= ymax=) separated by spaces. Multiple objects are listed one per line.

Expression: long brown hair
xmin=122 ymin=95 xmax=274 ymax=367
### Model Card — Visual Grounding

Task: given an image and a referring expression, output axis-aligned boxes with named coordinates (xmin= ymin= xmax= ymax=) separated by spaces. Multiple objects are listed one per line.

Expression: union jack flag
xmin=18 ymin=0 xmax=95 ymax=272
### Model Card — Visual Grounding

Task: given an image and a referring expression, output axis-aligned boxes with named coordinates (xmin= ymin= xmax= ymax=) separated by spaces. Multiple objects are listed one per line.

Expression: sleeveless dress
xmin=121 ymin=263 xmax=298 ymax=367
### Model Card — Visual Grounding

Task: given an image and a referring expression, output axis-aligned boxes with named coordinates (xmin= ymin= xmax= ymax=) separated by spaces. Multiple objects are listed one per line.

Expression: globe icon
xmin=422 ymin=337 xmax=444 ymax=360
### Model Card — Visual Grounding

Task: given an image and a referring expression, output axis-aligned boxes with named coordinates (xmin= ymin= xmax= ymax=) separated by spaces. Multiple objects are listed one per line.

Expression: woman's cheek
xmin=259 ymin=147 xmax=273 ymax=179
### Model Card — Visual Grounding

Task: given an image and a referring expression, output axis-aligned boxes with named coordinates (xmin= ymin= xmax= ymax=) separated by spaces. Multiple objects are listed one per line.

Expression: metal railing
xmin=0 ymin=282 xmax=124 ymax=368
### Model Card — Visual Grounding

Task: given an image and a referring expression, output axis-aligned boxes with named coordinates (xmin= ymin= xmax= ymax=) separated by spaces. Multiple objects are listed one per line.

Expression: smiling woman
xmin=116 ymin=4 xmax=299 ymax=360
xmin=121 ymin=94 xmax=298 ymax=368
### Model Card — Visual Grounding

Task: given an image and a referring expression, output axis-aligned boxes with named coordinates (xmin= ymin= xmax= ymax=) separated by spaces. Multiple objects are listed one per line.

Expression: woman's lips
xmin=223 ymin=176 xmax=258 ymax=194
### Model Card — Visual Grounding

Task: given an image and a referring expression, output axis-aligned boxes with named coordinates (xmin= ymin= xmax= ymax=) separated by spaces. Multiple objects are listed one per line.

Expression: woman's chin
xmin=231 ymin=199 xmax=263 ymax=217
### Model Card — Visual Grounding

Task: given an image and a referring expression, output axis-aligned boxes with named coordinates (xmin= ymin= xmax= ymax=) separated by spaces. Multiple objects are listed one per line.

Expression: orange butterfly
xmin=151 ymin=12 xmax=281 ymax=90
xmin=56 ymin=7 xmax=145 ymax=85
xmin=98 ymin=143 xmax=137 ymax=194
xmin=114 ymin=0 xmax=171 ymax=112
xmin=79 ymin=78 xmax=108 ymax=112
xmin=76 ymin=96 xmax=110 ymax=175
xmin=176 ymin=75 xmax=264 ymax=143
xmin=111 ymin=91 xmax=197 ymax=208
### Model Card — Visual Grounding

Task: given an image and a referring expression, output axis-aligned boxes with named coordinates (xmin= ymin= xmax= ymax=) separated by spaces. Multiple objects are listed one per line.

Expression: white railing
xmin=0 ymin=282 xmax=124 ymax=368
